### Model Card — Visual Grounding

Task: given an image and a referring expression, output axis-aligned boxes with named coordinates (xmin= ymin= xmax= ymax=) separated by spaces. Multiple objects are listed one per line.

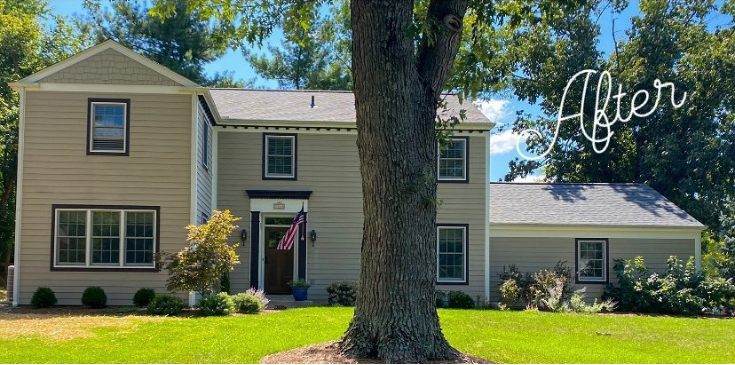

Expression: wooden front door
xmin=264 ymin=226 xmax=294 ymax=294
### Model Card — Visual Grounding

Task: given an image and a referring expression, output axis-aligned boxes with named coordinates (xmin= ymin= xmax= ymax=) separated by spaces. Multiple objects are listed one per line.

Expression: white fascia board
xmin=15 ymin=83 xmax=197 ymax=95
xmin=490 ymin=223 xmax=703 ymax=240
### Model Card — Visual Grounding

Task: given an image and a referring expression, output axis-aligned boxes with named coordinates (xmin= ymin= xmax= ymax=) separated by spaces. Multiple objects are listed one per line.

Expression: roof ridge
xmin=209 ymin=88 xmax=353 ymax=93
xmin=489 ymin=182 xmax=644 ymax=186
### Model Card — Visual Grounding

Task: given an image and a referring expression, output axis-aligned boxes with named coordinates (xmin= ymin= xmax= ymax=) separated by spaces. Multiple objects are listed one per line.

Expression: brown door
xmin=264 ymin=226 xmax=294 ymax=294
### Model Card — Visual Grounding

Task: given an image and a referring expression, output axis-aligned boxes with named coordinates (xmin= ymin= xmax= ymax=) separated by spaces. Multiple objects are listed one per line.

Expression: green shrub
xmin=232 ymin=293 xmax=264 ymax=314
xmin=30 ymin=287 xmax=57 ymax=308
xmin=447 ymin=291 xmax=475 ymax=309
xmin=435 ymin=290 xmax=447 ymax=308
xmin=326 ymin=281 xmax=358 ymax=306
xmin=81 ymin=286 xmax=107 ymax=309
xmin=498 ymin=261 xmax=574 ymax=310
xmin=245 ymin=288 xmax=270 ymax=308
xmin=566 ymin=292 xmax=617 ymax=314
xmin=133 ymin=288 xmax=156 ymax=307
xmin=605 ymin=256 xmax=735 ymax=315
xmin=197 ymin=292 xmax=235 ymax=316
xmin=498 ymin=279 xmax=521 ymax=309
xmin=220 ymin=273 xmax=231 ymax=294
xmin=147 ymin=294 xmax=186 ymax=316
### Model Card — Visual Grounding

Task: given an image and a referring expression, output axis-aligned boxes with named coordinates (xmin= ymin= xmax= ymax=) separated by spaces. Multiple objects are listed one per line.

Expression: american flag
xmin=276 ymin=208 xmax=306 ymax=250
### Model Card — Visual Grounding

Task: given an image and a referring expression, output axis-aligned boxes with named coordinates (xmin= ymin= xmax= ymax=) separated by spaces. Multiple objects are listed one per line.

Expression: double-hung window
xmin=438 ymin=137 xmax=468 ymax=182
xmin=436 ymin=225 xmax=468 ymax=284
xmin=88 ymin=99 xmax=130 ymax=155
xmin=53 ymin=205 xmax=158 ymax=270
xmin=263 ymin=134 xmax=297 ymax=179
xmin=576 ymin=239 xmax=608 ymax=283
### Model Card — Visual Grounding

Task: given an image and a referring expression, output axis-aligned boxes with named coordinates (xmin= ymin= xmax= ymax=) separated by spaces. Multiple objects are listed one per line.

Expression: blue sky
xmin=47 ymin=1 xmax=724 ymax=182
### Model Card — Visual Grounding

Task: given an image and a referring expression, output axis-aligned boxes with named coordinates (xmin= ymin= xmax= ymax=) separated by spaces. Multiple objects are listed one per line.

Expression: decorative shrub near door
xmin=326 ymin=281 xmax=358 ymax=306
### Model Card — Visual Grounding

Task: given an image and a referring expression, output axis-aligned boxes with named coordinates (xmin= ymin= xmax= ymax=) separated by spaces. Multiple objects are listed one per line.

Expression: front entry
xmin=264 ymin=225 xmax=294 ymax=294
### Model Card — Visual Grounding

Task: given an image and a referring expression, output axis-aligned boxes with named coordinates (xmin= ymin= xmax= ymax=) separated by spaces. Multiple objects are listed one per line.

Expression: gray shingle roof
xmin=208 ymin=89 xmax=491 ymax=125
xmin=490 ymin=183 xmax=704 ymax=228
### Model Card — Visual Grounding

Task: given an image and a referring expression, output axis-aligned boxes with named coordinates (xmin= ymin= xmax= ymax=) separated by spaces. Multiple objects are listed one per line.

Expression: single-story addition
xmin=488 ymin=182 xmax=704 ymax=299
xmin=8 ymin=40 xmax=704 ymax=307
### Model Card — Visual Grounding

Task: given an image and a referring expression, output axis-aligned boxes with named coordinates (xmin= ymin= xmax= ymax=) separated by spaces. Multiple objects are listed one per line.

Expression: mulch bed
xmin=260 ymin=342 xmax=494 ymax=364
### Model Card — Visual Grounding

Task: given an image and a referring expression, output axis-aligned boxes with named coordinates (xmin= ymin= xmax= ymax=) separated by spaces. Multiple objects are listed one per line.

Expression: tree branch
xmin=416 ymin=0 xmax=470 ymax=98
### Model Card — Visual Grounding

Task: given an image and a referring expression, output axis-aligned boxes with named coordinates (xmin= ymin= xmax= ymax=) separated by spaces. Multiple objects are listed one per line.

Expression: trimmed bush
xmin=447 ymin=290 xmax=475 ymax=309
xmin=133 ymin=288 xmax=156 ymax=307
xmin=197 ymin=292 xmax=236 ymax=316
xmin=147 ymin=294 xmax=186 ymax=316
xmin=81 ymin=286 xmax=107 ymax=309
xmin=30 ymin=287 xmax=57 ymax=308
xmin=232 ymin=292 xmax=264 ymax=314
xmin=435 ymin=290 xmax=448 ymax=308
xmin=326 ymin=281 xmax=358 ymax=306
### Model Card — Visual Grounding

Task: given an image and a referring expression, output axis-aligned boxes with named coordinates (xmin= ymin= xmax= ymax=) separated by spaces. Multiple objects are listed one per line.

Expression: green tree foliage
xmin=246 ymin=1 xmax=352 ymax=90
xmin=0 ymin=0 xmax=92 ymax=276
xmin=82 ymin=0 xmax=244 ymax=87
xmin=165 ymin=210 xmax=240 ymax=297
xmin=503 ymin=0 xmax=735 ymax=235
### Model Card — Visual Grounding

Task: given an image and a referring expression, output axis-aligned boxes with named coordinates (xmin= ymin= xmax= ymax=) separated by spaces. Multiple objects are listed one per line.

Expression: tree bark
xmin=340 ymin=0 xmax=468 ymax=362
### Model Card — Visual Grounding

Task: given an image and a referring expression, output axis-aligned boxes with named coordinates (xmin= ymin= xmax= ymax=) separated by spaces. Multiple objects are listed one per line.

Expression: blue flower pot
xmin=292 ymin=288 xmax=308 ymax=301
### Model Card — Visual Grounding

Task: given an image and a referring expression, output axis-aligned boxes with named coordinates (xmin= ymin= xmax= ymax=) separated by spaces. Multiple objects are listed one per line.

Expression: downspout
xmin=484 ymin=132 xmax=490 ymax=304
xmin=188 ymin=93 xmax=198 ymax=307
xmin=694 ymin=233 xmax=702 ymax=272
xmin=12 ymin=87 xmax=26 ymax=307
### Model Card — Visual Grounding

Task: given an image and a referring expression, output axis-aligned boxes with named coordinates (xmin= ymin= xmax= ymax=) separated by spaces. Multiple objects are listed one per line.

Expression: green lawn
xmin=1 ymin=308 xmax=733 ymax=363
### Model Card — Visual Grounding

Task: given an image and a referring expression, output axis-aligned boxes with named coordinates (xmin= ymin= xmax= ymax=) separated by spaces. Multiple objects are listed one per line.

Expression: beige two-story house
xmin=9 ymin=40 xmax=492 ymax=306
xmin=9 ymin=41 xmax=704 ymax=307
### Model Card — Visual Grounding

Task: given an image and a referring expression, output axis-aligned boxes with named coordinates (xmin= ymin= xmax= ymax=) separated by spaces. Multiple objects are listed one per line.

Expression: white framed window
xmin=263 ymin=134 xmax=297 ymax=179
xmin=88 ymin=99 xmax=129 ymax=154
xmin=53 ymin=205 xmax=158 ymax=270
xmin=576 ymin=239 xmax=608 ymax=283
xmin=202 ymin=119 xmax=210 ymax=169
xmin=438 ymin=138 xmax=468 ymax=182
xmin=437 ymin=225 xmax=468 ymax=284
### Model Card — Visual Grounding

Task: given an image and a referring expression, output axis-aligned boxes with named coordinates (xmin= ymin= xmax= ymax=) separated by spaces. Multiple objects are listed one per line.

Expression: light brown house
xmin=8 ymin=41 xmax=704 ymax=307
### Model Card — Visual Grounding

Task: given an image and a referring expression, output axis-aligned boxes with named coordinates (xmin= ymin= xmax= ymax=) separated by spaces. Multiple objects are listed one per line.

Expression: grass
xmin=0 ymin=308 xmax=733 ymax=363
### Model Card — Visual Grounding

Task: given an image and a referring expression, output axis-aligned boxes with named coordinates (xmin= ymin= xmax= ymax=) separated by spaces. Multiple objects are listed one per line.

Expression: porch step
xmin=267 ymin=294 xmax=316 ymax=309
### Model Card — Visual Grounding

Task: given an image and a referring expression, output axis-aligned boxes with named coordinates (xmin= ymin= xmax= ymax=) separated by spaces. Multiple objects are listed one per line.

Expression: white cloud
xmin=512 ymin=174 xmax=546 ymax=183
xmin=474 ymin=99 xmax=510 ymax=122
xmin=490 ymin=129 xmax=520 ymax=155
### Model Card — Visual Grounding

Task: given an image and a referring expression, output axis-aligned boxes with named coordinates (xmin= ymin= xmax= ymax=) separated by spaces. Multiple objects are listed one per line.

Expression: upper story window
xmin=438 ymin=137 xmax=468 ymax=182
xmin=436 ymin=225 xmax=468 ymax=284
xmin=53 ymin=205 xmax=158 ymax=270
xmin=576 ymin=239 xmax=608 ymax=283
xmin=263 ymin=133 xmax=297 ymax=180
xmin=87 ymin=99 xmax=130 ymax=155
xmin=202 ymin=119 xmax=210 ymax=169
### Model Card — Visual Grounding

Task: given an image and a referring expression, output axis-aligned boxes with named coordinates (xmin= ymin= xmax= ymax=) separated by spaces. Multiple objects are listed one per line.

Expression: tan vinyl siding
xmin=196 ymin=105 xmax=213 ymax=221
xmin=488 ymin=236 xmax=695 ymax=301
xmin=436 ymin=137 xmax=486 ymax=298
xmin=218 ymin=132 xmax=488 ymax=301
xmin=18 ymin=91 xmax=192 ymax=305
xmin=38 ymin=49 xmax=180 ymax=86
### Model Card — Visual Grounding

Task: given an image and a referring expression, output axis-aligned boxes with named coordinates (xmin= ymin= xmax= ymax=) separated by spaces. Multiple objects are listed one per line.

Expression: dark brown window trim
xmin=50 ymin=204 xmax=161 ymax=272
xmin=436 ymin=223 xmax=470 ymax=285
xmin=262 ymin=133 xmax=298 ymax=181
xmin=575 ymin=238 xmax=609 ymax=284
xmin=437 ymin=136 xmax=470 ymax=184
xmin=87 ymin=98 xmax=131 ymax=156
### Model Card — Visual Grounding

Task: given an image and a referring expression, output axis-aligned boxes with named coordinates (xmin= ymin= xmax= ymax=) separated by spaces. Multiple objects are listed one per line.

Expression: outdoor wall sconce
xmin=240 ymin=229 xmax=248 ymax=244
xmin=309 ymin=229 xmax=317 ymax=245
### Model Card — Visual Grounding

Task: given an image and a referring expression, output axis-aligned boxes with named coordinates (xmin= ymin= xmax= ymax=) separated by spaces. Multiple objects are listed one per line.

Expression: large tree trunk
xmin=340 ymin=0 xmax=468 ymax=363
